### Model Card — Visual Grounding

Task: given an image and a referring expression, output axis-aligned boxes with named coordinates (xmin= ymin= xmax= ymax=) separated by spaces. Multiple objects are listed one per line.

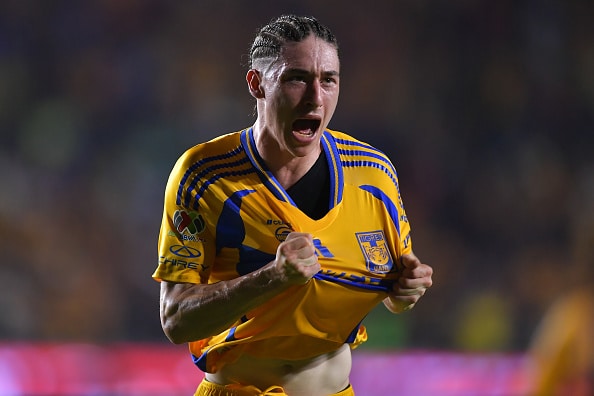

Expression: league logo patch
xmin=356 ymin=230 xmax=394 ymax=274
xmin=173 ymin=210 xmax=206 ymax=235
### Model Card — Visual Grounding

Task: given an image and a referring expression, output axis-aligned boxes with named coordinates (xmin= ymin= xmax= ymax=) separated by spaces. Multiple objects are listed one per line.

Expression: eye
xmin=281 ymin=69 xmax=310 ymax=84
xmin=321 ymin=72 xmax=339 ymax=86
xmin=321 ymin=76 xmax=337 ymax=86
xmin=288 ymin=75 xmax=307 ymax=82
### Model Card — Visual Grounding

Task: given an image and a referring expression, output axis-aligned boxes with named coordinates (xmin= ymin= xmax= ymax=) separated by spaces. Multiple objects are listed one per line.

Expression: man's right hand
xmin=160 ymin=232 xmax=321 ymax=343
xmin=274 ymin=232 xmax=320 ymax=284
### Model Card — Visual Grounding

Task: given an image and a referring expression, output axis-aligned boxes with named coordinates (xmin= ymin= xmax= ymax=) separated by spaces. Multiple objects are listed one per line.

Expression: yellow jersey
xmin=152 ymin=128 xmax=412 ymax=373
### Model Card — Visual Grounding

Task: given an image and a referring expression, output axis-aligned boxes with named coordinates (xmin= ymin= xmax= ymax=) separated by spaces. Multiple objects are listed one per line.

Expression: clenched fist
xmin=384 ymin=252 xmax=433 ymax=313
xmin=274 ymin=232 xmax=321 ymax=285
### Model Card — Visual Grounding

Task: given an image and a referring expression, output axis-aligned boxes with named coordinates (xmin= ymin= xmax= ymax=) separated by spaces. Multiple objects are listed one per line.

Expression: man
xmin=153 ymin=15 xmax=433 ymax=396
xmin=527 ymin=219 xmax=594 ymax=396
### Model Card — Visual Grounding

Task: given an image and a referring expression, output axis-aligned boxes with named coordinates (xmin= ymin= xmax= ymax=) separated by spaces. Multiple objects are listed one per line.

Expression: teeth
xmin=293 ymin=119 xmax=319 ymax=134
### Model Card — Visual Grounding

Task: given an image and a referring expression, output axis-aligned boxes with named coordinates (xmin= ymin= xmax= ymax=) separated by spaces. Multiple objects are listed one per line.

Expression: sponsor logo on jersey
xmin=264 ymin=219 xmax=294 ymax=242
xmin=356 ymin=230 xmax=394 ymax=273
xmin=169 ymin=244 xmax=201 ymax=258
xmin=167 ymin=230 xmax=207 ymax=242
xmin=266 ymin=219 xmax=292 ymax=227
xmin=275 ymin=225 xmax=292 ymax=242
xmin=173 ymin=210 xmax=206 ymax=235
xmin=159 ymin=255 xmax=208 ymax=271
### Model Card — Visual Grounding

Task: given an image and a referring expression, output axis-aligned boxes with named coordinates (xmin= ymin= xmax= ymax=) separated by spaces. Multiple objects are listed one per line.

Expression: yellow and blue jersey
xmin=152 ymin=128 xmax=412 ymax=373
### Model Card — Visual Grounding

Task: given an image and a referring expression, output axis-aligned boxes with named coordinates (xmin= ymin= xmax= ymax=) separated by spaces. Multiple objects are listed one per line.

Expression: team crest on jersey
xmin=356 ymin=230 xmax=394 ymax=273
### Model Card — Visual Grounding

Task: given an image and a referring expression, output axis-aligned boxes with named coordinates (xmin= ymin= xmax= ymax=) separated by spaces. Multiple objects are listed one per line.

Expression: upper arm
xmin=153 ymin=151 xmax=216 ymax=285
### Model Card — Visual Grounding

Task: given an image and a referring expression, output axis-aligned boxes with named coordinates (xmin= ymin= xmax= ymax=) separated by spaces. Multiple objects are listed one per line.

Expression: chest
xmin=206 ymin=182 xmax=398 ymax=282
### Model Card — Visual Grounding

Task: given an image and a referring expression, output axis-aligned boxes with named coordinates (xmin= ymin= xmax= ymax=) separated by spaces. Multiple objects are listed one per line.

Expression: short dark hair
xmin=248 ymin=15 xmax=339 ymax=69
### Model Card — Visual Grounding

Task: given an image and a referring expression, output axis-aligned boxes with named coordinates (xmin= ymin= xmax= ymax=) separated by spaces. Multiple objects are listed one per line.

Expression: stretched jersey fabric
xmin=152 ymin=128 xmax=412 ymax=373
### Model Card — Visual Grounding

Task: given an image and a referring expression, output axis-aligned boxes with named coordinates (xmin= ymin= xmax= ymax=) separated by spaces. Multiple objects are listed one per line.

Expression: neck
xmin=252 ymin=122 xmax=321 ymax=190
xmin=273 ymin=154 xmax=321 ymax=190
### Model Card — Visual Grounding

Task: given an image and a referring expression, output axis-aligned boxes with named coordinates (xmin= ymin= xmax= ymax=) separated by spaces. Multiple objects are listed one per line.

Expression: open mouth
xmin=292 ymin=119 xmax=321 ymax=137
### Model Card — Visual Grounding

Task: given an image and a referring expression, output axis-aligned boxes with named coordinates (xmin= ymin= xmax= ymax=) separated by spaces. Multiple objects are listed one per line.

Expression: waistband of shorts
xmin=194 ymin=379 xmax=355 ymax=396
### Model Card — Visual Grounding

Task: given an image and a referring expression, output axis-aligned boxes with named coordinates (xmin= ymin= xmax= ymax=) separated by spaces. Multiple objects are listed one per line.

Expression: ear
xmin=246 ymin=69 xmax=265 ymax=99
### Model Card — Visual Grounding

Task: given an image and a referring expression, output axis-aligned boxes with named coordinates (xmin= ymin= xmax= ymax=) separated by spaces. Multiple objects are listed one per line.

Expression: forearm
xmin=160 ymin=262 xmax=291 ymax=343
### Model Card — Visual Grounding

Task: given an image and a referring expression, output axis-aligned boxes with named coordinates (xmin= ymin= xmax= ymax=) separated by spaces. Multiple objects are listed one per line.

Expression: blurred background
xmin=1 ymin=0 xmax=592 ymax=394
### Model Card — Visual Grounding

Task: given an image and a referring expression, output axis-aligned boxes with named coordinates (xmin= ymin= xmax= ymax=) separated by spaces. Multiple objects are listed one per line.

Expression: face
xmin=249 ymin=35 xmax=340 ymax=161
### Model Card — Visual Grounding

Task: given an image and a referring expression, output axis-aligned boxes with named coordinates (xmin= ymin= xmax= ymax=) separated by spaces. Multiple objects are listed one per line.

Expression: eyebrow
xmin=284 ymin=68 xmax=340 ymax=77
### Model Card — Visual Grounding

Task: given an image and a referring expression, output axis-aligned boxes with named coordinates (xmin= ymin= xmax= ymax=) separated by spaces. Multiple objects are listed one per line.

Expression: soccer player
xmin=153 ymin=15 xmax=433 ymax=396
xmin=527 ymin=219 xmax=594 ymax=396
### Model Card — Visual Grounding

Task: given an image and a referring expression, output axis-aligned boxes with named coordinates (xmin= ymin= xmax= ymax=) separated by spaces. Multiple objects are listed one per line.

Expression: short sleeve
xmin=152 ymin=151 xmax=215 ymax=284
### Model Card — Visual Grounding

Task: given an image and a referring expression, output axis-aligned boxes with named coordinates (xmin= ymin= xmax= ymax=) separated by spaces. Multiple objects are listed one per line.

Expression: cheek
xmin=282 ymin=86 xmax=307 ymax=106
xmin=271 ymin=85 xmax=297 ymax=105
xmin=323 ymin=94 xmax=339 ymax=118
xmin=323 ymin=86 xmax=339 ymax=104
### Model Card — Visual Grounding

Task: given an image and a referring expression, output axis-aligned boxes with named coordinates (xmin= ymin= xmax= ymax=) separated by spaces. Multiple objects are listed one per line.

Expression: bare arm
xmin=383 ymin=252 xmax=433 ymax=313
xmin=160 ymin=232 xmax=320 ymax=344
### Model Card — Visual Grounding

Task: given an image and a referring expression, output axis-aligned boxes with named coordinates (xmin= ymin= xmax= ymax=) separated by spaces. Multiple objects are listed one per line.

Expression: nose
xmin=305 ymin=79 xmax=323 ymax=108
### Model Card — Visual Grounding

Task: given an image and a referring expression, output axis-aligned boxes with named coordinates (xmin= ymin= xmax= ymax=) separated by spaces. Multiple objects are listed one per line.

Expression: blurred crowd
xmin=0 ymin=0 xmax=592 ymax=353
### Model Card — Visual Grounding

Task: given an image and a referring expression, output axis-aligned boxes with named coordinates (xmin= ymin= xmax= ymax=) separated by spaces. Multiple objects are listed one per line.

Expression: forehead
xmin=276 ymin=35 xmax=340 ymax=72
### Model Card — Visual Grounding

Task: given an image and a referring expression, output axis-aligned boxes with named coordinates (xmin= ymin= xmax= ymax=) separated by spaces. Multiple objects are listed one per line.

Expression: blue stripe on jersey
xmin=192 ymin=327 xmax=243 ymax=371
xmin=313 ymin=272 xmax=394 ymax=293
xmin=335 ymin=138 xmax=397 ymax=174
xmin=225 ymin=327 xmax=237 ymax=342
xmin=242 ymin=129 xmax=296 ymax=205
xmin=321 ymin=132 xmax=344 ymax=206
xmin=340 ymin=157 xmax=399 ymax=192
xmin=345 ymin=322 xmax=362 ymax=343
xmin=186 ymin=157 xmax=253 ymax=209
xmin=238 ymin=247 xmax=275 ymax=275
xmin=335 ymin=138 xmax=400 ymax=192
xmin=192 ymin=351 xmax=208 ymax=372
xmin=216 ymin=190 xmax=253 ymax=253
xmin=216 ymin=188 xmax=276 ymax=274
xmin=359 ymin=185 xmax=401 ymax=236
xmin=176 ymin=144 xmax=244 ymax=206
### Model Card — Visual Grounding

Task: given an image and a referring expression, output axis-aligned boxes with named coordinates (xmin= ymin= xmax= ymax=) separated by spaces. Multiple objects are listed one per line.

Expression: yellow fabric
xmin=194 ymin=380 xmax=355 ymax=396
xmin=529 ymin=288 xmax=594 ymax=395
xmin=153 ymin=128 xmax=412 ymax=373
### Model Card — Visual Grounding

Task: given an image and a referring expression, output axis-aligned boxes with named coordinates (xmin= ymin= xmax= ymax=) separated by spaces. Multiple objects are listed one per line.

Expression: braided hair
xmin=248 ymin=15 xmax=339 ymax=69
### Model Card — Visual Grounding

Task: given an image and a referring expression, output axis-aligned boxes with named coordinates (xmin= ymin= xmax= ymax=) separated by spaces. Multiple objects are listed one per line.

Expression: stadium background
xmin=0 ymin=1 xmax=592 ymax=394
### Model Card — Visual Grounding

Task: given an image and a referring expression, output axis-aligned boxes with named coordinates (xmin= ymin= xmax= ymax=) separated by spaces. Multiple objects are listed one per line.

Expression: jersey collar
xmin=241 ymin=128 xmax=344 ymax=208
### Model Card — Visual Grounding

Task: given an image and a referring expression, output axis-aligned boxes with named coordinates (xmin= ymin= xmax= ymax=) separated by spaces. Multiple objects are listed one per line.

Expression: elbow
xmin=162 ymin=321 xmax=188 ymax=344
xmin=161 ymin=301 xmax=215 ymax=344
xmin=162 ymin=316 xmax=214 ymax=344
xmin=162 ymin=312 xmax=227 ymax=344
xmin=161 ymin=303 xmax=191 ymax=344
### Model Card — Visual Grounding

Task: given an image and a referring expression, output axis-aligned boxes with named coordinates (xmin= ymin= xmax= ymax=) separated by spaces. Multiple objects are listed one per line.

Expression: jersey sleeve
xmin=152 ymin=149 xmax=215 ymax=284
xmin=368 ymin=152 xmax=413 ymax=262
xmin=330 ymin=129 xmax=413 ymax=263
xmin=392 ymin=163 xmax=412 ymax=257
